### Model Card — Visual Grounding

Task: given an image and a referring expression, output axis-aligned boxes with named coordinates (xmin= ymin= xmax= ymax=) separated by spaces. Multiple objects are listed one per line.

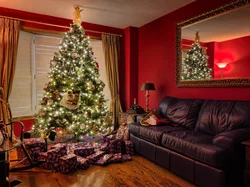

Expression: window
xmin=9 ymin=31 xmax=110 ymax=118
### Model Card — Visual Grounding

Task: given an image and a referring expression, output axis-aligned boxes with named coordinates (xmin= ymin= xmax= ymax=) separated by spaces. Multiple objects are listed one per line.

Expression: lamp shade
xmin=217 ymin=63 xmax=228 ymax=69
xmin=140 ymin=82 xmax=156 ymax=91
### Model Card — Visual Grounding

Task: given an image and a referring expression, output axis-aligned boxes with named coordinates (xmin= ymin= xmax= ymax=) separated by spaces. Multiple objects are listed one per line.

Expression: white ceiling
xmin=0 ymin=0 xmax=196 ymax=29
xmin=182 ymin=4 xmax=250 ymax=42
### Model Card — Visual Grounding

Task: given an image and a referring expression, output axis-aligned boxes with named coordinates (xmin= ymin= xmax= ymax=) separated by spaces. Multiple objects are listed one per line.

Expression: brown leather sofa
xmin=129 ymin=96 xmax=250 ymax=187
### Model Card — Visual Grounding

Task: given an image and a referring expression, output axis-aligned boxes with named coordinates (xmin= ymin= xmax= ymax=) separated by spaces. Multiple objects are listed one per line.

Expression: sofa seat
xmin=129 ymin=123 xmax=186 ymax=145
xmin=161 ymin=130 xmax=231 ymax=169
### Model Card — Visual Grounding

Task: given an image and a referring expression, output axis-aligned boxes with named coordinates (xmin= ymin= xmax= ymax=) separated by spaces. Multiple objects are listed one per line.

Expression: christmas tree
xmin=33 ymin=6 xmax=113 ymax=140
xmin=181 ymin=32 xmax=212 ymax=80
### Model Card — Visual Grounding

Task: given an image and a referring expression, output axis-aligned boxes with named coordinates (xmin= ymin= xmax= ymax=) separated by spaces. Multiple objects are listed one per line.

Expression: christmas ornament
xmin=80 ymin=123 xmax=85 ymax=130
xmin=52 ymin=90 xmax=59 ymax=99
xmin=60 ymin=90 xmax=81 ymax=110
xmin=44 ymin=86 xmax=49 ymax=91
xmin=47 ymin=99 xmax=53 ymax=105
xmin=40 ymin=109 xmax=47 ymax=117
xmin=72 ymin=51 xmax=79 ymax=59
xmin=43 ymin=98 xmax=48 ymax=104
xmin=96 ymin=62 xmax=99 ymax=69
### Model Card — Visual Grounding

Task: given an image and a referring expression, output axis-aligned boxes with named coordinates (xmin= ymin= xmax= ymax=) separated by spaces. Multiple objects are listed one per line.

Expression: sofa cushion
xmin=129 ymin=123 xmax=186 ymax=145
xmin=195 ymin=100 xmax=250 ymax=136
xmin=158 ymin=96 xmax=203 ymax=130
xmin=161 ymin=130 xmax=231 ymax=168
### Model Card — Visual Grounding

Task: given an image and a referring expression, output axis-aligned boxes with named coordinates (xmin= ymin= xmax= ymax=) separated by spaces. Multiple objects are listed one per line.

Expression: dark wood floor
xmin=9 ymin=151 xmax=196 ymax=187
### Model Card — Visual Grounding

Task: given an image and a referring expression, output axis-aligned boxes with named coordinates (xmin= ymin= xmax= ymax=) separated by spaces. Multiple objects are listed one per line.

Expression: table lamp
xmin=140 ymin=82 xmax=156 ymax=112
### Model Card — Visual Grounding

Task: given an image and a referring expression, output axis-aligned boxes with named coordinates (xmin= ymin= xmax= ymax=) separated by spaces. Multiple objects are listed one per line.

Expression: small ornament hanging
xmin=40 ymin=109 xmax=47 ymax=117
xmin=52 ymin=90 xmax=59 ymax=99
xmin=43 ymin=98 xmax=48 ymax=104
xmin=95 ymin=62 xmax=99 ymax=69
xmin=47 ymin=99 xmax=54 ymax=105
xmin=72 ymin=51 xmax=79 ymax=59
xmin=50 ymin=58 xmax=56 ymax=68
xmin=44 ymin=85 xmax=49 ymax=91
xmin=80 ymin=123 xmax=85 ymax=130
xmin=87 ymin=110 xmax=91 ymax=117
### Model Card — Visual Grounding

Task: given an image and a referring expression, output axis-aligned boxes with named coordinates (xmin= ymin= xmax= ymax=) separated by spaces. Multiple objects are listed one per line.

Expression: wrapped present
xmin=38 ymin=152 xmax=51 ymax=170
xmin=108 ymin=138 xmax=126 ymax=154
xmin=24 ymin=138 xmax=46 ymax=150
xmin=122 ymin=154 xmax=132 ymax=162
xmin=60 ymin=154 xmax=77 ymax=174
xmin=116 ymin=123 xmax=129 ymax=140
xmin=74 ymin=147 xmax=95 ymax=157
xmin=95 ymin=154 xmax=113 ymax=166
xmin=125 ymin=140 xmax=134 ymax=156
xmin=107 ymin=134 xmax=116 ymax=140
xmin=67 ymin=142 xmax=87 ymax=153
xmin=17 ymin=146 xmax=44 ymax=165
xmin=50 ymin=143 xmax=67 ymax=150
xmin=77 ymin=156 xmax=90 ymax=169
xmin=47 ymin=146 xmax=67 ymax=172
xmin=86 ymin=151 xmax=105 ymax=163
xmin=81 ymin=135 xmax=104 ymax=143
xmin=99 ymin=142 xmax=109 ymax=152
xmin=108 ymin=153 xmax=122 ymax=163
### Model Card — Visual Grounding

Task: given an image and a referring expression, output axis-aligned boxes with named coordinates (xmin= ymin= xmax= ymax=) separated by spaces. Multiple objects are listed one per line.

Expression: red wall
xmin=124 ymin=27 xmax=139 ymax=110
xmin=213 ymin=35 xmax=250 ymax=79
xmin=138 ymin=0 xmax=250 ymax=110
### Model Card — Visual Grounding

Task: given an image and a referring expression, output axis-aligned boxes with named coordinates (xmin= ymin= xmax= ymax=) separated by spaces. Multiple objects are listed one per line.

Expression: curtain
xmin=102 ymin=34 xmax=123 ymax=129
xmin=0 ymin=18 xmax=20 ymax=133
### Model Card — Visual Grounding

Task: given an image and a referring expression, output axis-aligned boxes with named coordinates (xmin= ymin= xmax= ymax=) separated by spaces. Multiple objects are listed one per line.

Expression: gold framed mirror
xmin=176 ymin=0 xmax=250 ymax=87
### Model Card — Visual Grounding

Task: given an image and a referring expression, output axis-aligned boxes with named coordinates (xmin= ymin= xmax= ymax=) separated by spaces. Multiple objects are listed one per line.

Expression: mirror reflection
xmin=181 ymin=4 xmax=250 ymax=80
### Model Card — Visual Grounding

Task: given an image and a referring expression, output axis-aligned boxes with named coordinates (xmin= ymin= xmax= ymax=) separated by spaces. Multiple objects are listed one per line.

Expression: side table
xmin=242 ymin=140 xmax=250 ymax=187
xmin=119 ymin=112 xmax=137 ymax=125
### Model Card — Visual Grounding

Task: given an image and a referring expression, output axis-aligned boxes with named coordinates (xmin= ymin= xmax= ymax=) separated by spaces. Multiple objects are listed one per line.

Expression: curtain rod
xmin=0 ymin=15 xmax=123 ymax=37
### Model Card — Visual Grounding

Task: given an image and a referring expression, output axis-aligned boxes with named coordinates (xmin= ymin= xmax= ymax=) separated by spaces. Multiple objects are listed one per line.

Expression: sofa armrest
xmin=135 ymin=113 xmax=148 ymax=123
xmin=213 ymin=128 xmax=250 ymax=149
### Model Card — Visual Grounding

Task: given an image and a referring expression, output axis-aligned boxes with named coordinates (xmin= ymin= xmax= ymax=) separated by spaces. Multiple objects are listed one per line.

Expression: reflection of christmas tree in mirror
xmin=33 ymin=23 xmax=113 ymax=140
xmin=181 ymin=32 xmax=212 ymax=80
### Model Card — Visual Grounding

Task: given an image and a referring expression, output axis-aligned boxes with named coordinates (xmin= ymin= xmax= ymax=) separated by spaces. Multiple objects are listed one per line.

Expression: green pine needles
xmin=33 ymin=24 xmax=113 ymax=139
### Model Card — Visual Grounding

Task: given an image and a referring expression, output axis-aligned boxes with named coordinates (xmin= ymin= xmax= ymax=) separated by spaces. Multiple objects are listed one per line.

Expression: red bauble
xmin=44 ymin=86 xmax=49 ymax=91
xmin=43 ymin=98 xmax=48 ymax=104
xmin=96 ymin=62 xmax=99 ymax=69
xmin=189 ymin=68 xmax=193 ymax=72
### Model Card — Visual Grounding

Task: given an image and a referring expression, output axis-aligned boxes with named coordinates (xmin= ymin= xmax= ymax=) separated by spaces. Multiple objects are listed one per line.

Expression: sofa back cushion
xmin=158 ymin=96 xmax=203 ymax=130
xmin=195 ymin=100 xmax=250 ymax=136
